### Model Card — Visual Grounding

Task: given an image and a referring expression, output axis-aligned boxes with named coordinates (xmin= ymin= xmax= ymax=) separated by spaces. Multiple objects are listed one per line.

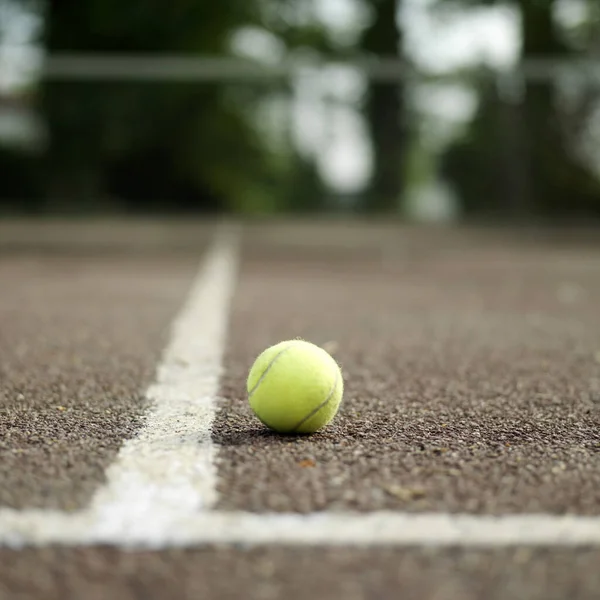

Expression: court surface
xmin=1 ymin=219 xmax=599 ymax=599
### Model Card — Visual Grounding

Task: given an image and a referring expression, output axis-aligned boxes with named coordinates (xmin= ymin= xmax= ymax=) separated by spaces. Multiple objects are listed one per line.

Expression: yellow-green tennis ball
xmin=247 ymin=339 xmax=344 ymax=434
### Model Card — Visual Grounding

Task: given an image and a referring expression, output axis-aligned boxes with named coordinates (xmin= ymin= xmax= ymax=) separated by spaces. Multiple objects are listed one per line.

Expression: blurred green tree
xmin=36 ymin=0 xmax=281 ymax=214
xmin=356 ymin=0 xmax=408 ymax=213
xmin=440 ymin=0 xmax=600 ymax=220
xmin=9 ymin=0 xmax=342 ymax=215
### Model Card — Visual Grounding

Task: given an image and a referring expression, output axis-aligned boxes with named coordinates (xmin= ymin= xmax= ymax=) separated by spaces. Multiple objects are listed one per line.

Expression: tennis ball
xmin=247 ymin=339 xmax=344 ymax=434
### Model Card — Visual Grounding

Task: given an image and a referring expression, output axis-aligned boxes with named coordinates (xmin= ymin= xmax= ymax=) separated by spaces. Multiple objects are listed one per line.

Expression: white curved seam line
xmin=291 ymin=367 xmax=340 ymax=432
xmin=247 ymin=344 xmax=293 ymax=399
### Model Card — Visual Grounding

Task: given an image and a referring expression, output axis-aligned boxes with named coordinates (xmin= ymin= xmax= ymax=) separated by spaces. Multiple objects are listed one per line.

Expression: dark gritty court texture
xmin=1 ymin=220 xmax=599 ymax=600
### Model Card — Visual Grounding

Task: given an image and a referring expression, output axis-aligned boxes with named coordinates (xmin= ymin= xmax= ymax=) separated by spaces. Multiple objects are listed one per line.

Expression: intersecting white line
xmin=3 ymin=509 xmax=600 ymax=549
xmin=0 ymin=222 xmax=240 ymax=548
xmin=86 ymin=222 xmax=240 ymax=539
xmin=2 ymin=221 xmax=600 ymax=550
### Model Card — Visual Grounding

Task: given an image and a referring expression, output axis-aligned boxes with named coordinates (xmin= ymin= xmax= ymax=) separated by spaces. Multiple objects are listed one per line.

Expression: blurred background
xmin=0 ymin=0 xmax=599 ymax=223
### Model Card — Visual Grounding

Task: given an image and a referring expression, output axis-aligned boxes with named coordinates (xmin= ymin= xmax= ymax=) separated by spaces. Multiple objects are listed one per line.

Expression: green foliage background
xmin=1 ymin=0 xmax=599 ymax=219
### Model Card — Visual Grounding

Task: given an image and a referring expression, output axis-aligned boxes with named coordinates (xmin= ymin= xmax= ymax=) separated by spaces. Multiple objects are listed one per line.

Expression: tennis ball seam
xmin=290 ymin=365 xmax=341 ymax=433
xmin=247 ymin=343 xmax=294 ymax=399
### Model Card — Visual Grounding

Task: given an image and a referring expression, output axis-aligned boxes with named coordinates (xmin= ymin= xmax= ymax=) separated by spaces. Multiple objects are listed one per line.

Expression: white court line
xmin=0 ymin=225 xmax=240 ymax=548
xmin=83 ymin=223 xmax=239 ymax=539
xmin=2 ymin=223 xmax=600 ymax=550
xmin=3 ymin=509 xmax=600 ymax=549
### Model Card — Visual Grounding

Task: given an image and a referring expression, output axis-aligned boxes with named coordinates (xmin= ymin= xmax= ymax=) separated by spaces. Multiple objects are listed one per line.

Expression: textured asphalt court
xmin=1 ymin=219 xmax=600 ymax=599
xmin=0 ymin=252 xmax=201 ymax=510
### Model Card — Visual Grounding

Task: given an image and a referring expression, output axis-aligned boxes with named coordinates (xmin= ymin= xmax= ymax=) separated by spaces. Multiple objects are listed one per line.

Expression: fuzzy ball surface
xmin=247 ymin=339 xmax=344 ymax=434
